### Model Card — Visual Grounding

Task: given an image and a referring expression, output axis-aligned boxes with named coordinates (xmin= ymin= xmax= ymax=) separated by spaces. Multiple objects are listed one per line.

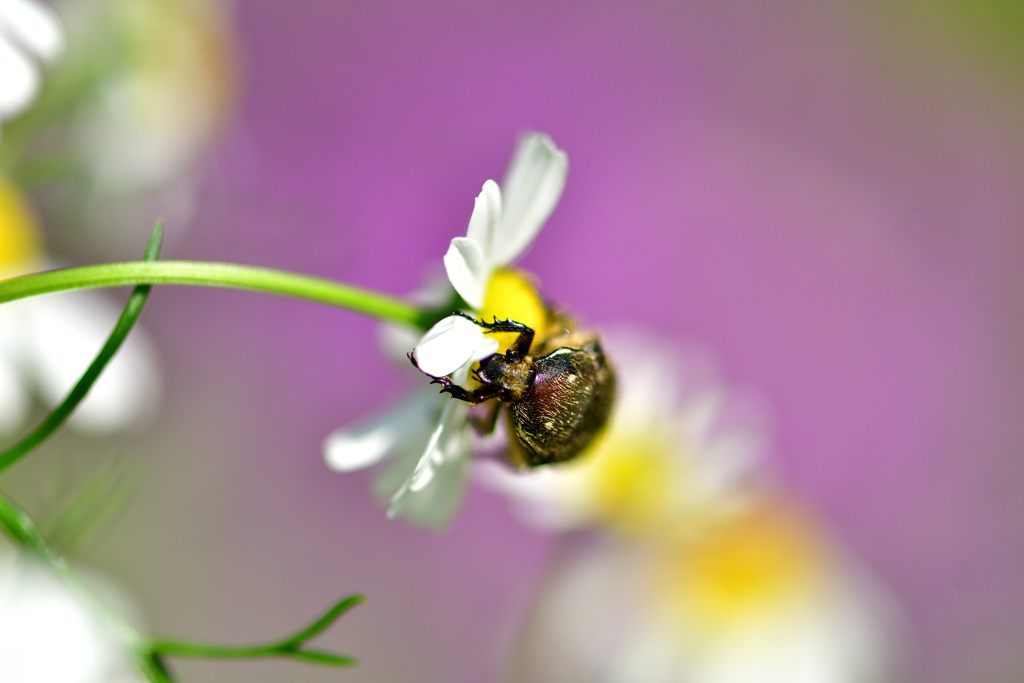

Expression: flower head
xmin=324 ymin=133 xmax=568 ymax=528
xmin=482 ymin=332 xmax=903 ymax=683
xmin=0 ymin=176 xmax=160 ymax=435
xmin=510 ymin=497 xmax=901 ymax=683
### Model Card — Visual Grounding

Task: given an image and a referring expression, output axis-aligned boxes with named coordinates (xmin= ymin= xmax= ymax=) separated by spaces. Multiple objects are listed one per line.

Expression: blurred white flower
xmin=0 ymin=0 xmax=63 ymax=125
xmin=65 ymin=0 xmax=235 ymax=192
xmin=0 ymin=549 xmax=143 ymax=683
xmin=477 ymin=331 xmax=768 ymax=538
xmin=0 ymin=176 xmax=160 ymax=436
xmin=510 ymin=499 xmax=901 ymax=683
xmin=324 ymin=133 xmax=568 ymax=529
xmin=484 ymin=333 xmax=902 ymax=683
xmin=14 ymin=0 xmax=238 ymax=252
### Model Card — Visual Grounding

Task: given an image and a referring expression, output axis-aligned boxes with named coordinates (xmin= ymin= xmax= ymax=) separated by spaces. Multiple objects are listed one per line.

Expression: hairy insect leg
xmin=450 ymin=311 xmax=535 ymax=356
xmin=468 ymin=400 xmax=501 ymax=435
xmin=428 ymin=374 xmax=504 ymax=405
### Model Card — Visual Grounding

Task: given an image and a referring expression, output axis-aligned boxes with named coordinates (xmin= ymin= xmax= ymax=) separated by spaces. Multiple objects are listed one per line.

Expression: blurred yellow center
xmin=656 ymin=501 xmax=826 ymax=634
xmin=478 ymin=269 xmax=549 ymax=352
xmin=574 ymin=429 xmax=683 ymax=535
xmin=0 ymin=178 xmax=43 ymax=273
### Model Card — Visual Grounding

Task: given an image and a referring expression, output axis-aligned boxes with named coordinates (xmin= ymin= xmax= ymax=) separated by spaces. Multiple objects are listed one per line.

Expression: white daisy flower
xmin=0 ymin=176 xmax=160 ymax=436
xmin=0 ymin=0 xmax=63 ymax=125
xmin=0 ymin=548 xmax=143 ymax=683
xmin=481 ymin=332 xmax=902 ymax=682
xmin=509 ymin=498 xmax=902 ymax=683
xmin=324 ymin=133 xmax=568 ymax=529
xmin=66 ymin=0 xmax=236 ymax=193
xmin=412 ymin=133 xmax=567 ymax=378
xmin=477 ymin=330 xmax=769 ymax=538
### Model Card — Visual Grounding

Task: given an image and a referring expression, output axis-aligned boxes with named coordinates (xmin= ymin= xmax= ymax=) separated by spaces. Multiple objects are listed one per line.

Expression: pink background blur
xmin=12 ymin=2 xmax=1024 ymax=681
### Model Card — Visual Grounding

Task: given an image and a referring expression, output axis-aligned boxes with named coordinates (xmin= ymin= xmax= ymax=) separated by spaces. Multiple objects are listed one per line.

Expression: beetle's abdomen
xmin=510 ymin=345 xmax=616 ymax=466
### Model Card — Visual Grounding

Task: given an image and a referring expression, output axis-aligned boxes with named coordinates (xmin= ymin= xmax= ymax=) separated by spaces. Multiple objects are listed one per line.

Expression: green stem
xmin=0 ymin=261 xmax=433 ymax=329
xmin=0 ymin=229 xmax=162 ymax=474
xmin=147 ymin=641 xmax=356 ymax=666
xmin=147 ymin=595 xmax=364 ymax=669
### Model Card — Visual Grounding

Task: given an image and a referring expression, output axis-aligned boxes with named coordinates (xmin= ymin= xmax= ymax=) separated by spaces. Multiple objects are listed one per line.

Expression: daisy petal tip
xmin=413 ymin=314 xmax=487 ymax=377
xmin=443 ymin=237 xmax=487 ymax=309
xmin=492 ymin=132 xmax=569 ymax=265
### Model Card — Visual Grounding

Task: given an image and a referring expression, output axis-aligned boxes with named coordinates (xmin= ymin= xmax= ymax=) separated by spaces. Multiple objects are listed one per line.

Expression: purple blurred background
xmin=13 ymin=1 xmax=1024 ymax=681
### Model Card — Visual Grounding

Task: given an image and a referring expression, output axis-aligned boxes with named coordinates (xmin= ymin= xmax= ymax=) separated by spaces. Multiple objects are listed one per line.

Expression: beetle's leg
xmin=447 ymin=311 xmax=536 ymax=356
xmin=429 ymin=375 xmax=503 ymax=405
xmin=468 ymin=400 xmax=502 ymax=434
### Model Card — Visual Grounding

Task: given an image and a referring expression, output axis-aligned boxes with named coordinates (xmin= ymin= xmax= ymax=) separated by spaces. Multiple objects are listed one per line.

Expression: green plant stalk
xmin=0 ymin=226 xmax=163 ymax=677
xmin=145 ymin=595 xmax=365 ymax=673
xmin=0 ymin=261 xmax=434 ymax=329
xmin=0 ymin=228 xmax=366 ymax=681
xmin=0 ymin=229 xmax=164 ymax=475
xmin=0 ymin=284 xmax=152 ymax=472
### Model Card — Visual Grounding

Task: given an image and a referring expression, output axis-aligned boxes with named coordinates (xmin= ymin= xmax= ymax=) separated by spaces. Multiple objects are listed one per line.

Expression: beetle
xmin=411 ymin=312 xmax=616 ymax=467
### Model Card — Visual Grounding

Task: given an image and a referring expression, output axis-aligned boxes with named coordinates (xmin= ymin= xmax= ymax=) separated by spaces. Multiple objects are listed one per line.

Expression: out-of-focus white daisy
xmin=64 ymin=0 xmax=236 ymax=192
xmin=0 ymin=0 xmax=63 ymax=126
xmin=11 ymin=0 xmax=238 ymax=252
xmin=509 ymin=498 xmax=901 ymax=683
xmin=0 ymin=547 xmax=143 ymax=683
xmin=483 ymin=333 xmax=902 ymax=683
xmin=0 ymin=175 xmax=160 ymax=436
xmin=477 ymin=331 xmax=769 ymax=539
xmin=324 ymin=133 xmax=568 ymax=529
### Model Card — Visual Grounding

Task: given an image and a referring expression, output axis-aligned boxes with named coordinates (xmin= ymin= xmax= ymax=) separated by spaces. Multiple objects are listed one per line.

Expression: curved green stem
xmin=0 ymin=261 xmax=433 ymax=329
xmin=146 ymin=595 xmax=365 ymax=671
xmin=0 ymin=227 xmax=164 ymax=475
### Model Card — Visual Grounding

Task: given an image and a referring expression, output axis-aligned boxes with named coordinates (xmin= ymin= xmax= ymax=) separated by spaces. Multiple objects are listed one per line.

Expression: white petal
xmin=0 ymin=36 xmax=39 ymax=118
xmin=324 ymin=392 xmax=438 ymax=471
xmin=443 ymin=236 xmax=489 ymax=309
xmin=0 ymin=554 xmax=142 ymax=682
xmin=413 ymin=314 xmax=498 ymax=377
xmin=387 ymin=401 xmax=448 ymax=509
xmin=384 ymin=401 xmax=472 ymax=529
xmin=474 ymin=460 xmax=586 ymax=531
xmin=400 ymin=455 xmax=470 ymax=529
xmin=465 ymin=179 xmax=503 ymax=258
xmin=21 ymin=291 xmax=160 ymax=434
xmin=0 ymin=0 xmax=64 ymax=62
xmin=0 ymin=354 xmax=29 ymax=434
xmin=492 ymin=133 xmax=568 ymax=265
xmin=678 ymin=388 xmax=723 ymax=445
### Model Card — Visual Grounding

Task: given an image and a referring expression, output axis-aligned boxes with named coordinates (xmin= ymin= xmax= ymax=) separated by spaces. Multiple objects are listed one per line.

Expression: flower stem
xmin=0 ymin=261 xmax=433 ymax=329
xmin=0 ymin=227 xmax=164 ymax=475
xmin=145 ymin=595 xmax=364 ymax=671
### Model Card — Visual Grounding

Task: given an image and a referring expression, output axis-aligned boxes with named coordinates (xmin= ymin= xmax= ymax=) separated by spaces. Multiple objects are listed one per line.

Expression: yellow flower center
xmin=0 ymin=178 xmax=43 ymax=274
xmin=478 ymin=268 xmax=549 ymax=353
xmin=654 ymin=500 xmax=827 ymax=635
xmin=572 ymin=428 xmax=684 ymax=535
